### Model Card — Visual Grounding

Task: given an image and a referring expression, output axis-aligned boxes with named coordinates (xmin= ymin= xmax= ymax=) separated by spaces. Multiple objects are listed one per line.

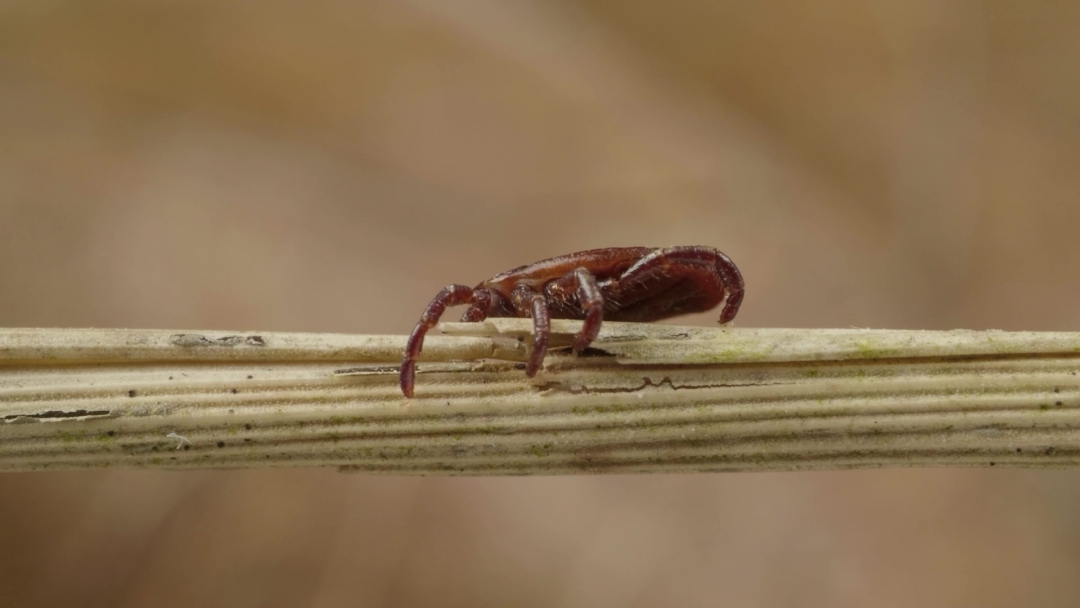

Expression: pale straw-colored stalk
xmin=2 ymin=320 xmax=1079 ymax=473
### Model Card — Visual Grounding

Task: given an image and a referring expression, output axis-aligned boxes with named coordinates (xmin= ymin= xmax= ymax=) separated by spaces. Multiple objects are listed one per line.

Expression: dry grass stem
xmin=2 ymin=321 xmax=1080 ymax=474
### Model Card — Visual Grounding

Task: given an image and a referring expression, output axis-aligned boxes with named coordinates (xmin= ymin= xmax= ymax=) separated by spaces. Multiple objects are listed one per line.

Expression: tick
xmin=400 ymin=246 xmax=744 ymax=398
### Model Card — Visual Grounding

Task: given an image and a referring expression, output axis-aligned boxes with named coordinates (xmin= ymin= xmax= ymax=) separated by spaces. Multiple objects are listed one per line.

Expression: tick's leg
xmin=607 ymin=246 xmax=744 ymax=323
xmin=718 ymin=286 xmax=744 ymax=325
xmin=528 ymin=295 xmax=551 ymax=376
xmin=460 ymin=288 xmax=493 ymax=322
xmin=460 ymin=307 xmax=486 ymax=322
xmin=708 ymin=249 xmax=744 ymax=324
xmin=401 ymin=284 xmax=490 ymax=398
xmin=511 ymin=284 xmax=551 ymax=377
xmin=572 ymin=268 xmax=603 ymax=352
xmin=548 ymin=267 xmax=604 ymax=352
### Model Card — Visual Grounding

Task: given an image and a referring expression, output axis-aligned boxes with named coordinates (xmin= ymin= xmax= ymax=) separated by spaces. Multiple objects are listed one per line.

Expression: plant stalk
xmin=2 ymin=321 xmax=1080 ymax=473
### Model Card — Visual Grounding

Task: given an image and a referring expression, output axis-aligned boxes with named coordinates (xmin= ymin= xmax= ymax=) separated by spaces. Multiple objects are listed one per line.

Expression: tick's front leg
xmin=401 ymin=285 xmax=495 ymax=398
xmin=511 ymin=284 xmax=550 ymax=376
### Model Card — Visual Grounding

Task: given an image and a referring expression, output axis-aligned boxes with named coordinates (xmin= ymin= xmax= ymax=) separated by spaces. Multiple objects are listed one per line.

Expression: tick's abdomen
xmin=482 ymin=246 xmax=741 ymax=323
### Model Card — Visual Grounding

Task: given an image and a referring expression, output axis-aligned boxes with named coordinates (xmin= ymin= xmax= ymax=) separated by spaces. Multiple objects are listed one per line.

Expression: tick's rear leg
xmin=608 ymin=246 xmax=744 ymax=323
xmin=511 ymin=284 xmax=551 ymax=376
xmin=703 ymin=248 xmax=744 ymax=323
xmin=401 ymin=285 xmax=495 ymax=398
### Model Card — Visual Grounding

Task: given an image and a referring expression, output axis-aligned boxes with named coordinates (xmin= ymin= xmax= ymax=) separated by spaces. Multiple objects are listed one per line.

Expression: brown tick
xmin=400 ymin=246 xmax=744 ymax=398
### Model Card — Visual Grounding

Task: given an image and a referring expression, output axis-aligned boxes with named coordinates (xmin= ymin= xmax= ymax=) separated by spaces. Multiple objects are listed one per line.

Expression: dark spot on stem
xmin=169 ymin=334 xmax=267 ymax=347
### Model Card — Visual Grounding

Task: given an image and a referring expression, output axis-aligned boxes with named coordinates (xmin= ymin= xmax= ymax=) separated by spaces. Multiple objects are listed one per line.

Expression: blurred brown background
xmin=2 ymin=1 xmax=1080 ymax=606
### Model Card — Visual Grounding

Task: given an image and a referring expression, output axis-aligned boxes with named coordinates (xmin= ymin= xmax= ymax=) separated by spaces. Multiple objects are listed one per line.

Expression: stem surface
xmin=2 ymin=322 xmax=1079 ymax=473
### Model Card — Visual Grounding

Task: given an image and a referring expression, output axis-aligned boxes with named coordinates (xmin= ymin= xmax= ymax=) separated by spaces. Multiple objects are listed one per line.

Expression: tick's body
xmin=400 ymin=246 xmax=744 ymax=397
